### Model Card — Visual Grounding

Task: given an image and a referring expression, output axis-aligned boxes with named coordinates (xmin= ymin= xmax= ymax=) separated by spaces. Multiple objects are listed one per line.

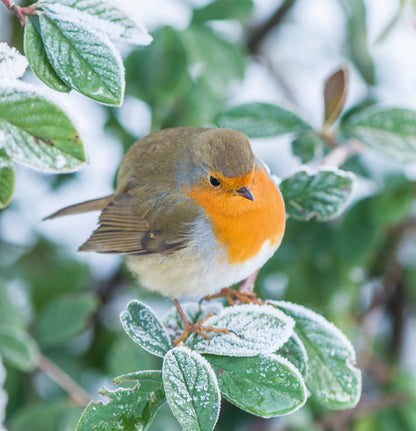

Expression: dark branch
xmin=246 ymin=0 xmax=297 ymax=54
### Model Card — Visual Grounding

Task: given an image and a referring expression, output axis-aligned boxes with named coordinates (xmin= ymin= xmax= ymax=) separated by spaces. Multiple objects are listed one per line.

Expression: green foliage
xmin=163 ymin=347 xmax=220 ymax=431
xmin=1 ymin=1 xmax=416 ymax=430
xmin=280 ymin=169 xmax=354 ymax=222
xmin=216 ymin=102 xmax=312 ymax=138
xmin=77 ymin=371 xmax=164 ymax=431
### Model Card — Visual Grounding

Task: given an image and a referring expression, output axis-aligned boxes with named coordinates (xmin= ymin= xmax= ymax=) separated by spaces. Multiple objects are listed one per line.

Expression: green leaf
xmin=0 ymin=149 xmax=14 ymax=209
xmin=0 ymin=42 xmax=28 ymax=80
xmin=187 ymin=304 xmax=294 ymax=357
xmin=37 ymin=293 xmax=99 ymax=347
xmin=181 ymin=25 xmax=245 ymax=99
xmin=215 ymin=103 xmax=312 ymax=138
xmin=280 ymin=168 xmax=354 ymax=222
xmin=291 ymin=131 xmax=326 ymax=163
xmin=39 ymin=6 xmax=124 ymax=105
xmin=10 ymin=400 xmax=83 ymax=431
xmin=163 ymin=347 xmax=220 ymax=431
xmin=0 ymin=83 xmax=86 ymax=172
xmin=120 ymin=300 xmax=172 ymax=358
xmin=41 ymin=0 xmax=152 ymax=45
xmin=340 ymin=107 xmax=416 ymax=163
xmin=24 ymin=17 xmax=70 ymax=92
xmin=163 ymin=301 xmax=224 ymax=332
xmin=279 ymin=333 xmax=308 ymax=378
xmin=0 ymin=324 xmax=40 ymax=372
xmin=206 ymin=353 xmax=306 ymax=417
xmin=271 ymin=301 xmax=361 ymax=409
xmin=125 ymin=26 xmax=187 ymax=103
xmin=76 ymin=371 xmax=165 ymax=431
xmin=0 ymin=280 xmax=24 ymax=328
xmin=343 ymin=0 xmax=375 ymax=86
xmin=192 ymin=0 xmax=254 ymax=23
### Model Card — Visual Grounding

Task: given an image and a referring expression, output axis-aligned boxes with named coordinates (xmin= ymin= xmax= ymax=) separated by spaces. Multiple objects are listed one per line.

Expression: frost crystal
xmin=189 ymin=304 xmax=295 ymax=356
xmin=0 ymin=43 xmax=28 ymax=81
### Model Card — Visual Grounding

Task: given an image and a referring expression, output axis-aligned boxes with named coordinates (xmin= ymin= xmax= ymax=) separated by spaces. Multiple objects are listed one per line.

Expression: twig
xmin=247 ymin=0 xmax=297 ymax=54
xmin=37 ymin=354 xmax=90 ymax=407
xmin=320 ymin=139 xmax=364 ymax=167
xmin=1 ymin=0 xmax=40 ymax=26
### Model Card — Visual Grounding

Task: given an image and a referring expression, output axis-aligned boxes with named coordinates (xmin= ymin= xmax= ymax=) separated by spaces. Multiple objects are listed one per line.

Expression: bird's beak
xmin=237 ymin=186 xmax=254 ymax=201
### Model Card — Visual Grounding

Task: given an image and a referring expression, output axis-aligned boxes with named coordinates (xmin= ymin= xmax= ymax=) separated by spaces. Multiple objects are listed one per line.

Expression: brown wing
xmin=78 ymin=191 xmax=192 ymax=255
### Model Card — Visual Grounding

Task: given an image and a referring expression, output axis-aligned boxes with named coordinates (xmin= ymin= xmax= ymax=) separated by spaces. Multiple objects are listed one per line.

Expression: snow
xmin=0 ymin=43 xmax=28 ymax=81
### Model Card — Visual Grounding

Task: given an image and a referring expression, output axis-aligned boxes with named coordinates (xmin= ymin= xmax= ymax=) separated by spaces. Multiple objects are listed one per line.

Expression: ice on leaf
xmin=40 ymin=0 xmax=152 ymax=45
xmin=0 ymin=149 xmax=14 ymax=209
xmin=280 ymin=168 xmax=354 ymax=222
xmin=206 ymin=353 xmax=307 ymax=417
xmin=76 ymin=371 xmax=164 ymax=431
xmin=188 ymin=304 xmax=295 ymax=357
xmin=270 ymin=301 xmax=361 ymax=409
xmin=0 ymin=82 xmax=86 ymax=172
xmin=120 ymin=300 xmax=172 ymax=358
xmin=0 ymin=43 xmax=28 ymax=81
xmin=39 ymin=5 xmax=125 ymax=105
xmin=163 ymin=346 xmax=220 ymax=431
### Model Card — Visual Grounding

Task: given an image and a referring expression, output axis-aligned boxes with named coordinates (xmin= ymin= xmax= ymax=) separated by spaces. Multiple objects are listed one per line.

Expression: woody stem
xmin=37 ymin=354 xmax=90 ymax=406
xmin=1 ymin=0 xmax=40 ymax=26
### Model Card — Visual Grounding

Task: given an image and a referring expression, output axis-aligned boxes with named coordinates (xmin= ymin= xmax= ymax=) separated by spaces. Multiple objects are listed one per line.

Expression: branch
xmin=1 ymin=0 xmax=40 ymax=26
xmin=320 ymin=139 xmax=364 ymax=167
xmin=38 ymin=354 xmax=90 ymax=407
xmin=246 ymin=0 xmax=297 ymax=54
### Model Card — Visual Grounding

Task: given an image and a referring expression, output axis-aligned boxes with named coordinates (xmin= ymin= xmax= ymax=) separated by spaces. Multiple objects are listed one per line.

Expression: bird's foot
xmin=173 ymin=300 xmax=229 ymax=345
xmin=204 ymin=287 xmax=262 ymax=306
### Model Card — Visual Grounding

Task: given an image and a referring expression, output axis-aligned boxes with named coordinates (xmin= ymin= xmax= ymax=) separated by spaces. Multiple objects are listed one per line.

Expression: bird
xmin=46 ymin=127 xmax=286 ymax=341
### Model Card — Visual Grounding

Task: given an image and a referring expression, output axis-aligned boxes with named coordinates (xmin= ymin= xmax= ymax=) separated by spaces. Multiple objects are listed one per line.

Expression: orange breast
xmin=184 ymin=169 xmax=286 ymax=263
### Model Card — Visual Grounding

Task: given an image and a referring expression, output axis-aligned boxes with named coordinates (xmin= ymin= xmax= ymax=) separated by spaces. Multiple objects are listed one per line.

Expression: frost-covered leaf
xmin=188 ymin=304 xmax=294 ymax=357
xmin=39 ymin=6 xmax=124 ymax=105
xmin=340 ymin=107 xmax=416 ymax=163
xmin=120 ymin=300 xmax=172 ymax=358
xmin=76 ymin=371 xmax=164 ymax=431
xmin=37 ymin=293 xmax=99 ymax=347
xmin=0 ymin=43 xmax=28 ymax=80
xmin=0 ymin=82 xmax=86 ymax=172
xmin=192 ymin=0 xmax=254 ymax=22
xmin=0 ymin=149 xmax=14 ymax=209
xmin=0 ymin=324 xmax=40 ymax=372
xmin=324 ymin=66 xmax=348 ymax=126
xmin=24 ymin=17 xmax=70 ymax=93
xmin=206 ymin=353 xmax=306 ymax=417
xmin=270 ymin=301 xmax=361 ymax=409
xmin=280 ymin=168 xmax=354 ymax=222
xmin=279 ymin=333 xmax=308 ymax=378
xmin=163 ymin=347 xmax=220 ymax=431
xmin=291 ymin=131 xmax=326 ymax=163
xmin=163 ymin=302 xmax=224 ymax=332
xmin=215 ymin=102 xmax=312 ymax=138
xmin=41 ymin=0 xmax=152 ymax=45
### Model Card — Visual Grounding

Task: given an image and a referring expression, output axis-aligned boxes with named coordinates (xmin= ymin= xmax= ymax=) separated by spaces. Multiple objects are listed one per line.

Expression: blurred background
xmin=1 ymin=0 xmax=416 ymax=429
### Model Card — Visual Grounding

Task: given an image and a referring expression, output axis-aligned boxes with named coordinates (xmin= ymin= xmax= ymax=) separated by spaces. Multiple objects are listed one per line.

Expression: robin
xmin=46 ymin=127 xmax=286 ymax=341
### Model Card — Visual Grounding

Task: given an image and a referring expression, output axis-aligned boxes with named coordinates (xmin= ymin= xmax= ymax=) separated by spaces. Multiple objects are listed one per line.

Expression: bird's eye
xmin=209 ymin=176 xmax=221 ymax=187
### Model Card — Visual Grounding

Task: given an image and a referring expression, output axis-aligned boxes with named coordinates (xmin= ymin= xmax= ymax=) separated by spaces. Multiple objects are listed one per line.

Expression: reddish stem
xmin=1 ymin=0 xmax=40 ymax=26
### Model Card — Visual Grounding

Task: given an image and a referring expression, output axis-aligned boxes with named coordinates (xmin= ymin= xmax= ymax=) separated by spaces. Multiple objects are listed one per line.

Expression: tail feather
xmin=44 ymin=195 xmax=113 ymax=220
